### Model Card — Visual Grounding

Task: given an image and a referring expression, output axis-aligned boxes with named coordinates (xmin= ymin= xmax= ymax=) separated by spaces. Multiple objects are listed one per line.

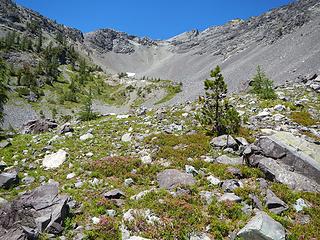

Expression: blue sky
xmin=15 ymin=0 xmax=294 ymax=39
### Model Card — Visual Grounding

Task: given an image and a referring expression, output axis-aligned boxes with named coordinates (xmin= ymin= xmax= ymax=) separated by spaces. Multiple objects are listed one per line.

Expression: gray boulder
xmin=237 ymin=211 xmax=286 ymax=240
xmin=0 ymin=183 xmax=70 ymax=239
xmin=250 ymin=155 xmax=320 ymax=192
xmin=157 ymin=169 xmax=195 ymax=190
xmin=104 ymin=189 xmax=125 ymax=199
xmin=265 ymin=189 xmax=288 ymax=214
xmin=210 ymin=135 xmax=237 ymax=149
xmin=0 ymin=171 xmax=18 ymax=189
xmin=220 ymin=179 xmax=242 ymax=192
xmin=216 ymin=155 xmax=243 ymax=165
xmin=218 ymin=193 xmax=242 ymax=203
xmin=256 ymin=131 xmax=320 ymax=185
xmin=0 ymin=140 xmax=11 ymax=149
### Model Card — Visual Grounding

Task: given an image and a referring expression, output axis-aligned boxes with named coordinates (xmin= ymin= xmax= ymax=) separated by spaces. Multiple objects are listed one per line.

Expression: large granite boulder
xmin=237 ymin=211 xmax=286 ymax=240
xmin=157 ymin=169 xmax=195 ymax=190
xmin=256 ymin=131 xmax=320 ymax=184
xmin=0 ymin=183 xmax=70 ymax=239
xmin=249 ymin=155 xmax=320 ymax=192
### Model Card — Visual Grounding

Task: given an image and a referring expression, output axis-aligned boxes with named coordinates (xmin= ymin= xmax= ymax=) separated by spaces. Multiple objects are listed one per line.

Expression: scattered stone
xmin=185 ymin=165 xmax=198 ymax=175
xmin=220 ymin=179 xmax=242 ymax=192
xmin=274 ymin=104 xmax=285 ymax=111
xmin=104 ymin=189 xmax=125 ymax=199
xmin=293 ymin=198 xmax=309 ymax=212
xmin=127 ymin=237 xmax=151 ymax=240
xmin=106 ymin=209 xmax=116 ymax=217
xmin=74 ymin=181 xmax=83 ymax=188
xmin=256 ymin=110 xmax=271 ymax=119
xmin=0 ymin=140 xmax=11 ymax=149
xmin=157 ymin=169 xmax=195 ymax=190
xmin=200 ymin=191 xmax=214 ymax=205
xmin=218 ymin=193 xmax=242 ymax=203
xmin=22 ymin=176 xmax=35 ymax=185
xmin=226 ymin=168 xmax=242 ymax=179
xmin=216 ymin=155 xmax=243 ymax=165
xmin=124 ymin=178 xmax=134 ymax=186
xmin=265 ymin=189 xmax=288 ymax=214
xmin=59 ymin=123 xmax=74 ymax=134
xmin=91 ymin=217 xmax=100 ymax=225
xmin=237 ymin=211 xmax=286 ymax=240
xmin=141 ymin=155 xmax=152 ymax=164
xmin=189 ymin=233 xmax=212 ymax=240
xmin=121 ymin=133 xmax=132 ymax=142
xmin=207 ymin=175 xmax=221 ymax=186
xmin=0 ymin=171 xmax=18 ymax=189
xmin=42 ymin=149 xmax=68 ymax=169
xmin=86 ymin=152 xmax=94 ymax=158
xmin=80 ymin=133 xmax=94 ymax=141
xmin=117 ymin=114 xmax=129 ymax=119
xmin=210 ymin=135 xmax=237 ymax=149
xmin=66 ymin=173 xmax=76 ymax=180
xmin=130 ymin=188 xmax=155 ymax=201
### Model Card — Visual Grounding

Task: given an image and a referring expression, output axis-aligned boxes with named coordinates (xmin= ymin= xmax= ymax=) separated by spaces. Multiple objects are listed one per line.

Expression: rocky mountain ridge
xmin=1 ymin=0 xmax=320 ymax=102
xmin=0 ymin=0 xmax=83 ymax=42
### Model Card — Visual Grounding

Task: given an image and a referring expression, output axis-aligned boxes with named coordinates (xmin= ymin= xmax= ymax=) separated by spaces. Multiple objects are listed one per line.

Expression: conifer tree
xmin=199 ymin=66 xmax=240 ymax=135
xmin=251 ymin=66 xmax=277 ymax=99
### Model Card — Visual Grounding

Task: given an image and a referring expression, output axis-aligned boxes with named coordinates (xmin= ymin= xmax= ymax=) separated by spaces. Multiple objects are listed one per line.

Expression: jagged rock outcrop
xmin=21 ymin=119 xmax=58 ymax=134
xmin=84 ymin=28 xmax=156 ymax=54
xmin=0 ymin=183 xmax=70 ymax=239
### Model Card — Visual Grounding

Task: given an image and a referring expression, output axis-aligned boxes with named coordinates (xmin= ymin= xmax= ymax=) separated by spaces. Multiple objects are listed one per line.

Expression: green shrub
xmin=290 ymin=111 xmax=317 ymax=126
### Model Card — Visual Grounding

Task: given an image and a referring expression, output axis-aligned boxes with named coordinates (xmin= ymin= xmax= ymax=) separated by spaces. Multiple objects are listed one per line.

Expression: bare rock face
xmin=84 ymin=29 xmax=157 ymax=54
xmin=157 ymin=169 xmax=196 ymax=190
xmin=0 ymin=183 xmax=70 ymax=239
xmin=168 ymin=0 xmax=318 ymax=56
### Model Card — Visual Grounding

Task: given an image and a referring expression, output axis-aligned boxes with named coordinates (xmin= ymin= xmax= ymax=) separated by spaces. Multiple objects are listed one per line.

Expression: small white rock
xmin=121 ymin=133 xmax=132 ymax=142
xmin=80 ymin=133 xmax=94 ymax=141
xmin=66 ymin=173 xmax=76 ymax=179
xmin=91 ymin=217 xmax=100 ymax=224
xmin=141 ymin=155 xmax=152 ymax=164
xmin=207 ymin=175 xmax=221 ymax=185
